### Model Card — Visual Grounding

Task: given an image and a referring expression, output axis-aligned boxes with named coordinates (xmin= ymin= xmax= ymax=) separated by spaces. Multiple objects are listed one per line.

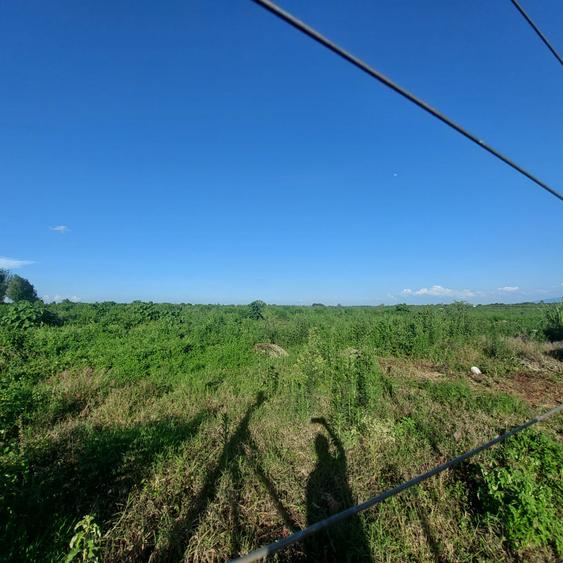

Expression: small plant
xmin=65 ymin=515 xmax=102 ymax=563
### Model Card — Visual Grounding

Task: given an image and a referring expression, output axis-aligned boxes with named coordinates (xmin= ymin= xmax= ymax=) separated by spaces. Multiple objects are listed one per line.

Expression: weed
xmin=469 ymin=430 xmax=562 ymax=555
xmin=65 ymin=515 xmax=101 ymax=563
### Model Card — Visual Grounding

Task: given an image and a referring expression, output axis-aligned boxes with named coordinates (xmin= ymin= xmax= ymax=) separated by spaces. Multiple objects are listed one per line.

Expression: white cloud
xmin=497 ymin=286 xmax=520 ymax=292
xmin=50 ymin=225 xmax=69 ymax=234
xmin=43 ymin=294 xmax=80 ymax=303
xmin=0 ymin=256 xmax=35 ymax=269
xmin=402 ymin=285 xmax=476 ymax=298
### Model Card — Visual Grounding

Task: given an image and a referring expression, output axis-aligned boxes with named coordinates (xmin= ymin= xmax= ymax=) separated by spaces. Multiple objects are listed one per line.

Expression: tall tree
xmin=6 ymin=275 xmax=38 ymax=302
xmin=0 ymin=269 xmax=8 ymax=302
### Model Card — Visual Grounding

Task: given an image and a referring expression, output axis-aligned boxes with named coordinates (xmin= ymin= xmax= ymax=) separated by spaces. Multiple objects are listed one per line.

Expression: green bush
xmin=0 ymin=302 xmax=61 ymax=330
xmin=544 ymin=303 xmax=563 ymax=341
xmin=248 ymin=300 xmax=266 ymax=320
xmin=472 ymin=430 xmax=562 ymax=555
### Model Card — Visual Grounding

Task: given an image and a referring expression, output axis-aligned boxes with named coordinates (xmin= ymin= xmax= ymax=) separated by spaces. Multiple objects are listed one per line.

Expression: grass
xmin=0 ymin=301 xmax=562 ymax=561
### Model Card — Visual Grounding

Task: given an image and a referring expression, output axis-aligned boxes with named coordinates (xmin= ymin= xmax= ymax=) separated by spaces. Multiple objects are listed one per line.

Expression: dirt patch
xmin=253 ymin=343 xmax=288 ymax=358
xmin=498 ymin=372 xmax=562 ymax=408
xmin=497 ymin=340 xmax=563 ymax=407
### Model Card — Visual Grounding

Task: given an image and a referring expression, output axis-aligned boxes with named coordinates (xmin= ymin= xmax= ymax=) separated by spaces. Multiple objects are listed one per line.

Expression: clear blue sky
xmin=1 ymin=0 xmax=562 ymax=304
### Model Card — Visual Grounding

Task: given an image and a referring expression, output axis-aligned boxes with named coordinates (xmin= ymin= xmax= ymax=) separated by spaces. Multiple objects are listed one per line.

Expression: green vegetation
xmin=544 ymin=302 xmax=563 ymax=342
xmin=469 ymin=431 xmax=562 ymax=554
xmin=65 ymin=515 xmax=102 ymax=563
xmin=0 ymin=301 xmax=561 ymax=561
xmin=0 ymin=270 xmax=9 ymax=303
xmin=247 ymin=300 xmax=265 ymax=321
xmin=4 ymin=274 xmax=38 ymax=303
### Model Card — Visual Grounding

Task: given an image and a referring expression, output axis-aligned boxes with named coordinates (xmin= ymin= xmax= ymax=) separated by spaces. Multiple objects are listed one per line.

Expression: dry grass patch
xmin=44 ymin=367 xmax=109 ymax=420
xmin=377 ymin=356 xmax=449 ymax=382
xmin=252 ymin=343 xmax=288 ymax=358
xmin=507 ymin=337 xmax=563 ymax=374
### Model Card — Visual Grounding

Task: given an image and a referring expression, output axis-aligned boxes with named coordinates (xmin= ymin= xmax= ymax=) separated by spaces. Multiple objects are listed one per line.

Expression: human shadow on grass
xmin=226 ymin=433 xmax=302 ymax=558
xmin=416 ymin=504 xmax=450 ymax=563
xmin=246 ymin=440 xmax=301 ymax=533
xmin=154 ymin=391 xmax=302 ymax=561
xmin=305 ymin=418 xmax=373 ymax=562
xmin=154 ymin=392 xmax=267 ymax=561
xmin=1 ymin=409 xmax=211 ymax=562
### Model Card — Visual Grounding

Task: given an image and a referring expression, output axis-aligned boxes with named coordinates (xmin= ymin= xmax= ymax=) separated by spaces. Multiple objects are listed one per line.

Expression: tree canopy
xmin=0 ymin=269 xmax=8 ymax=302
xmin=6 ymin=275 xmax=39 ymax=303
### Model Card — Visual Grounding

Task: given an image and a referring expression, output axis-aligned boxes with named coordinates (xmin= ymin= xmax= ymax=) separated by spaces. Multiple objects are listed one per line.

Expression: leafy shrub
xmin=471 ymin=431 xmax=562 ymax=555
xmin=0 ymin=379 xmax=42 ymax=438
xmin=248 ymin=300 xmax=266 ymax=320
xmin=544 ymin=303 xmax=563 ymax=341
xmin=0 ymin=302 xmax=61 ymax=330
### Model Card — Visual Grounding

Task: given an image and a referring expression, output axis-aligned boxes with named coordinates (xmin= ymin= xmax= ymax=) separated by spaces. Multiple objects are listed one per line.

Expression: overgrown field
xmin=1 ymin=301 xmax=562 ymax=562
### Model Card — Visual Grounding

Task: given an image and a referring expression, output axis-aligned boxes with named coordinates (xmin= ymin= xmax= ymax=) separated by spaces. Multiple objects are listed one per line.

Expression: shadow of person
xmin=305 ymin=418 xmax=373 ymax=562
xmin=416 ymin=504 xmax=449 ymax=563
xmin=151 ymin=392 xmax=267 ymax=561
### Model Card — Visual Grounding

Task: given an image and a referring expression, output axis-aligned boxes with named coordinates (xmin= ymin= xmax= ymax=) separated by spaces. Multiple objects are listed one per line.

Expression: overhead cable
xmin=251 ymin=0 xmax=563 ymax=202
xmin=509 ymin=0 xmax=563 ymax=66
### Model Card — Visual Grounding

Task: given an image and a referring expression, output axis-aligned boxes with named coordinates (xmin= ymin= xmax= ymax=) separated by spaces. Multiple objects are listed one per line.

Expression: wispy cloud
xmin=402 ymin=285 xmax=476 ymax=298
xmin=0 ymin=256 xmax=35 ymax=269
xmin=50 ymin=225 xmax=69 ymax=234
xmin=497 ymin=286 xmax=520 ymax=293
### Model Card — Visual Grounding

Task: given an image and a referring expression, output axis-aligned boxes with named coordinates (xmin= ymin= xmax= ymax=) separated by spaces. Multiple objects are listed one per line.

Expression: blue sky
xmin=1 ymin=0 xmax=562 ymax=304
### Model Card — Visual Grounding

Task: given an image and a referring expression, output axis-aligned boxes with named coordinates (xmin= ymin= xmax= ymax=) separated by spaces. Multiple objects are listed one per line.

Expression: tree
xmin=6 ymin=275 xmax=38 ymax=302
xmin=248 ymin=300 xmax=266 ymax=320
xmin=0 ymin=269 xmax=8 ymax=303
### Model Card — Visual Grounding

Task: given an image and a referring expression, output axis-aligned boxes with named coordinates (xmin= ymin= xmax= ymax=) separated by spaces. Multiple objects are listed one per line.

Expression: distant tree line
xmin=0 ymin=269 xmax=38 ymax=303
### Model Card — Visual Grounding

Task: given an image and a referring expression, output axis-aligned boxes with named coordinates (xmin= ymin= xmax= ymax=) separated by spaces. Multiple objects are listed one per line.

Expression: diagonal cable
xmin=510 ymin=0 xmax=563 ymax=66
xmin=251 ymin=0 xmax=563 ymax=202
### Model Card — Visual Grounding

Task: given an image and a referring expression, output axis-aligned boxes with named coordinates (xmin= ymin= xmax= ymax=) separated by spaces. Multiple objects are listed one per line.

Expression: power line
xmin=509 ymin=0 xmax=563 ymax=66
xmin=250 ymin=0 xmax=563 ymax=203
xmin=230 ymin=402 xmax=563 ymax=562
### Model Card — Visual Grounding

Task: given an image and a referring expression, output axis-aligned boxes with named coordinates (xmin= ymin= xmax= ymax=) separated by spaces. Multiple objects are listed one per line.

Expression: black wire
xmin=250 ymin=0 xmax=563 ymax=203
xmin=510 ymin=0 xmax=563 ymax=66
